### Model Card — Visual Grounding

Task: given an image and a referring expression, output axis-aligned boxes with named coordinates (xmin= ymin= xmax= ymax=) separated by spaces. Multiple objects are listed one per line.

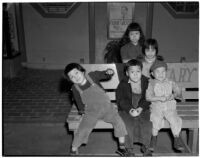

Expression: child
xmin=146 ymin=60 xmax=184 ymax=151
xmin=116 ymin=59 xmax=152 ymax=156
xmin=138 ymin=38 xmax=164 ymax=78
xmin=64 ymin=63 xmax=129 ymax=156
xmin=120 ymin=22 xmax=145 ymax=63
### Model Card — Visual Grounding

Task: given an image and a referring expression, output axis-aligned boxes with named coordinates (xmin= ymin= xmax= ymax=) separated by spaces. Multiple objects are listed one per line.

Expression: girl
xmin=64 ymin=63 xmax=129 ymax=156
xmin=138 ymin=38 xmax=164 ymax=78
xmin=120 ymin=22 xmax=145 ymax=63
xmin=116 ymin=59 xmax=152 ymax=156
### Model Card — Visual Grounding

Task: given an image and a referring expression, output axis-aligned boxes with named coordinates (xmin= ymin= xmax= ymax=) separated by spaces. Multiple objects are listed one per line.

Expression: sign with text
xmin=167 ymin=63 xmax=198 ymax=88
xmin=107 ymin=2 xmax=135 ymax=39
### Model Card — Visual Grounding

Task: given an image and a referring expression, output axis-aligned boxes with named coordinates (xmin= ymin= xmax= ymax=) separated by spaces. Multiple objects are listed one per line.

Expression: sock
xmin=119 ymin=143 xmax=126 ymax=149
xmin=72 ymin=147 xmax=78 ymax=152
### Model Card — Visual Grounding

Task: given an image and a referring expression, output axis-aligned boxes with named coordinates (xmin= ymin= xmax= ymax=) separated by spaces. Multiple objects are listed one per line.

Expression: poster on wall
xmin=107 ymin=2 xmax=135 ymax=39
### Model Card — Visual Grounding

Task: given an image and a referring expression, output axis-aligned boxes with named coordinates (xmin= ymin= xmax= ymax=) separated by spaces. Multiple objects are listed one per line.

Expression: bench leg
xmin=188 ymin=128 xmax=198 ymax=154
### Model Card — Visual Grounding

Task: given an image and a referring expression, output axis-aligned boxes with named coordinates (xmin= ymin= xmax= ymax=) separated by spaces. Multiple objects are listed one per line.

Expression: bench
xmin=66 ymin=63 xmax=198 ymax=155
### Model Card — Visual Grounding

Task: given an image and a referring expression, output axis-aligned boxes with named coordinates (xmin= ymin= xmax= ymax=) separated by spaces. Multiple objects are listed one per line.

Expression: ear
xmin=125 ymin=71 xmax=129 ymax=76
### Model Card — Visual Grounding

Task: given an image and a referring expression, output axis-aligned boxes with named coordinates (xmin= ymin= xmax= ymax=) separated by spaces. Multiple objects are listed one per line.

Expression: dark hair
xmin=142 ymin=38 xmax=164 ymax=61
xmin=64 ymin=63 xmax=85 ymax=81
xmin=142 ymin=38 xmax=158 ymax=55
xmin=125 ymin=59 xmax=143 ymax=72
xmin=104 ymin=40 xmax=122 ymax=63
xmin=119 ymin=22 xmax=145 ymax=46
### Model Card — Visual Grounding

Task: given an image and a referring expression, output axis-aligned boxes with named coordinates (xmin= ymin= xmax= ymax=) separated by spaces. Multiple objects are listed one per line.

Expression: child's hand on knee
xmin=136 ymin=107 xmax=143 ymax=115
xmin=159 ymin=96 xmax=167 ymax=102
xmin=129 ymin=108 xmax=139 ymax=117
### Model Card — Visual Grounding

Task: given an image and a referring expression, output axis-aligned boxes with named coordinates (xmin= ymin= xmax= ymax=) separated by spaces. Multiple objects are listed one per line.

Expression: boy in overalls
xmin=64 ymin=63 xmax=128 ymax=156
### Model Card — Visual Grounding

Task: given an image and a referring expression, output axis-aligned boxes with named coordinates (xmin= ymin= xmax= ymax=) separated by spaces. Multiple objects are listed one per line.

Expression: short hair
xmin=64 ymin=63 xmax=85 ymax=81
xmin=124 ymin=59 xmax=143 ymax=72
xmin=142 ymin=38 xmax=158 ymax=55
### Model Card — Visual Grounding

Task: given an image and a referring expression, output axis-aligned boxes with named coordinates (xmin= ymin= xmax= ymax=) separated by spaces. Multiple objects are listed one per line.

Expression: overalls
xmin=150 ymin=80 xmax=182 ymax=136
xmin=72 ymin=75 xmax=127 ymax=148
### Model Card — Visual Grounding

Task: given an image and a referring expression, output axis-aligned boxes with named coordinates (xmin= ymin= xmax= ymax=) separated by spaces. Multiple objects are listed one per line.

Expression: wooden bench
xmin=66 ymin=63 xmax=198 ymax=155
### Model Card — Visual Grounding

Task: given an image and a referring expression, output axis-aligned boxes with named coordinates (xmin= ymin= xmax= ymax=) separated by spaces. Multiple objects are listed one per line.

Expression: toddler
xmin=146 ymin=60 xmax=184 ymax=151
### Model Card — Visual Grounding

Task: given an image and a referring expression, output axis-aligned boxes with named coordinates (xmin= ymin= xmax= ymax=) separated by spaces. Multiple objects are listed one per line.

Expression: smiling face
xmin=126 ymin=65 xmax=142 ymax=83
xmin=152 ymin=67 xmax=167 ymax=82
xmin=145 ymin=45 xmax=156 ymax=60
xmin=67 ymin=68 xmax=86 ymax=85
xmin=129 ymin=31 xmax=140 ymax=45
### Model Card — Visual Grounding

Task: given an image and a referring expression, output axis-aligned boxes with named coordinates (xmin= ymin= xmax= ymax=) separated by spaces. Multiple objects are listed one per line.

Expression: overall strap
xmin=86 ymin=74 xmax=105 ymax=92
xmin=85 ymin=74 xmax=95 ymax=86
xmin=74 ymin=84 xmax=83 ymax=94
xmin=74 ymin=74 xmax=94 ymax=94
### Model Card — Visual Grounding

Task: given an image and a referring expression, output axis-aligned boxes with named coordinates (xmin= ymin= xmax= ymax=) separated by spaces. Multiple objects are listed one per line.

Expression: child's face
xmin=126 ymin=65 xmax=142 ymax=83
xmin=152 ymin=67 xmax=167 ymax=82
xmin=145 ymin=45 xmax=156 ymax=59
xmin=68 ymin=68 xmax=86 ymax=85
xmin=129 ymin=31 xmax=140 ymax=45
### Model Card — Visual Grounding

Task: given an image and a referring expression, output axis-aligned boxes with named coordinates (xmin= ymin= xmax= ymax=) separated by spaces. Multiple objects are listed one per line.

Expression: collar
xmin=128 ymin=79 xmax=141 ymax=85
xmin=144 ymin=56 xmax=156 ymax=63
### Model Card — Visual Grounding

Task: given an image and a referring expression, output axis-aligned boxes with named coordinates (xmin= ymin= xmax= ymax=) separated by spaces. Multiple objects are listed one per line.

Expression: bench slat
xmin=182 ymin=91 xmax=199 ymax=100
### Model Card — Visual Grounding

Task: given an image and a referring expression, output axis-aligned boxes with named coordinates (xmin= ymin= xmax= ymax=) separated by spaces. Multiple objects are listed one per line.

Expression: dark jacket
xmin=116 ymin=75 xmax=150 ymax=114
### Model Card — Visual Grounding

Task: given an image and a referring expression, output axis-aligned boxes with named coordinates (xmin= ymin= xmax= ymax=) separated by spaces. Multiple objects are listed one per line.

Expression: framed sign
xmin=107 ymin=2 xmax=135 ymax=39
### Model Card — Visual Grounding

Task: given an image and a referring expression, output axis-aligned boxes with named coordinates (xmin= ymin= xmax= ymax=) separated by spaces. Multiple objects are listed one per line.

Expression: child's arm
xmin=89 ymin=69 xmax=114 ymax=81
xmin=72 ymin=86 xmax=85 ymax=115
xmin=116 ymin=82 xmax=133 ymax=114
xmin=172 ymin=81 xmax=182 ymax=100
xmin=146 ymin=82 xmax=167 ymax=102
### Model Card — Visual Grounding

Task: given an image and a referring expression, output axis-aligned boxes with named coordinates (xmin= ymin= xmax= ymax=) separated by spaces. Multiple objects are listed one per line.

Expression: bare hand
xmin=106 ymin=69 xmax=114 ymax=75
xmin=129 ymin=108 xmax=139 ymax=117
xmin=159 ymin=96 xmax=167 ymax=102
xmin=136 ymin=107 xmax=143 ymax=115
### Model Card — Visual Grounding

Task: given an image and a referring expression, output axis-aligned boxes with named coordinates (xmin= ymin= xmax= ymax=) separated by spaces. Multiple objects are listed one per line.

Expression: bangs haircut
xmin=142 ymin=39 xmax=158 ymax=55
xmin=64 ymin=63 xmax=85 ymax=81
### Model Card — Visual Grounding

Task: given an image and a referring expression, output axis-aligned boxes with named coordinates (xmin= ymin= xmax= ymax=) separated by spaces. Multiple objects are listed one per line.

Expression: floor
xmin=3 ymin=123 xmax=181 ymax=156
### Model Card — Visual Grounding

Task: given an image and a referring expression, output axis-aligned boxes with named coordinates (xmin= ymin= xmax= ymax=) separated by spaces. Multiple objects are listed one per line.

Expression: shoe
xmin=149 ymin=136 xmax=157 ymax=151
xmin=143 ymin=149 xmax=152 ymax=156
xmin=116 ymin=148 xmax=134 ymax=156
xmin=174 ymin=136 xmax=184 ymax=151
xmin=141 ymin=145 xmax=152 ymax=156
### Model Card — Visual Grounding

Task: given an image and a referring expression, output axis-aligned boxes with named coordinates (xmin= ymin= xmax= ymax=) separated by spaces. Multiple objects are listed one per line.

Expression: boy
xmin=146 ymin=60 xmax=184 ymax=151
xmin=116 ymin=59 xmax=152 ymax=156
xmin=64 ymin=63 xmax=129 ymax=156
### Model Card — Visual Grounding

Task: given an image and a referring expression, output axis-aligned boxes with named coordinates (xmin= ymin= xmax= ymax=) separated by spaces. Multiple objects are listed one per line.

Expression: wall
xmin=152 ymin=3 xmax=199 ymax=62
xmin=18 ymin=2 xmax=198 ymax=69
xmin=22 ymin=3 xmax=89 ymax=67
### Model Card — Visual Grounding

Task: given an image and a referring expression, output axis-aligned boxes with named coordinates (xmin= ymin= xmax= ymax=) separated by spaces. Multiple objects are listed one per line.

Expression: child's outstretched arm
xmin=89 ymin=69 xmax=114 ymax=81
